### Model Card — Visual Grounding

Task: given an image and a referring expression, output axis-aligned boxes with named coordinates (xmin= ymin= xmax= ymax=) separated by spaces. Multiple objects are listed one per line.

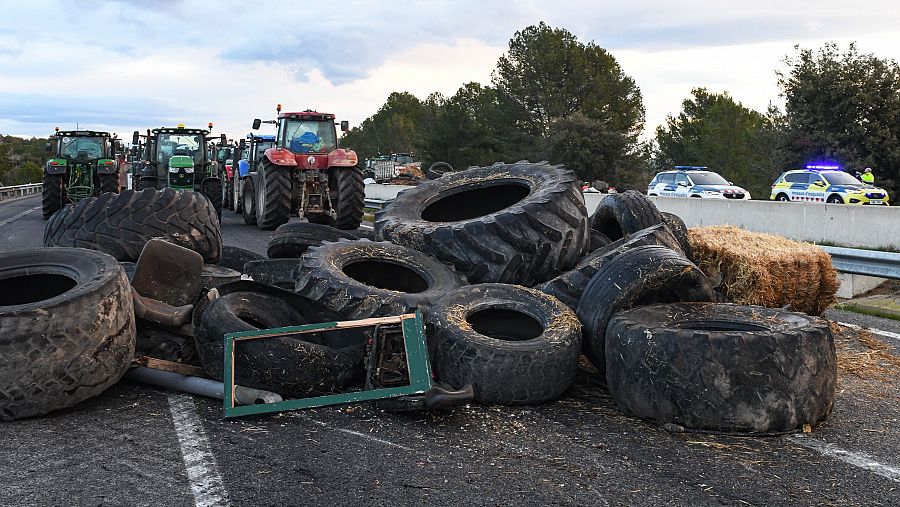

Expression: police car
xmin=647 ymin=167 xmax=751 ymax=199
xmin=770 ymin=165 xmax=890 ymax=205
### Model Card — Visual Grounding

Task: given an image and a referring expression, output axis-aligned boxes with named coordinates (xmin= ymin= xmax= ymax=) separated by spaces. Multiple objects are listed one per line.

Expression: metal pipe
xmin=124 ymin=367 xmax=283 ymax=405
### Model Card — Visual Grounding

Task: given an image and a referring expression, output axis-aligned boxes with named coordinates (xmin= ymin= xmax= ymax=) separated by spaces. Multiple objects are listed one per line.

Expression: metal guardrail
xmin=0 ymin=183 xmax=41 ymax=201
xmin=364 ymin=198 xmax=388 ymax=210
xmin=820 ymin=246 xmax=900 ymax=280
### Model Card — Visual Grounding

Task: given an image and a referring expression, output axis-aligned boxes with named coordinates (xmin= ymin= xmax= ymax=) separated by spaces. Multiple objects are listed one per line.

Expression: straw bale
xmin=688 ymin=225 xmax=839 ymax=315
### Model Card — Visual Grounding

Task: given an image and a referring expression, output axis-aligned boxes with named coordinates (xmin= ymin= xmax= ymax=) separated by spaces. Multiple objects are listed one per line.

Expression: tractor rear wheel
xmin=256 ymin=160 xmax=291 ymax=230
xmin=100 ymin=172 xmax=119 ymax=194
xmin=223 ymin=178 xmax=233 ymax=211
xmin=202 ymin=178 xmax=223 ymax=218
xmin=41 ymin=174 xmax=65 ymax=219
xmin=328 ymin=164 xmax=365 ymax=230
xmin=242 ymin=177 xmax=257 ymax=225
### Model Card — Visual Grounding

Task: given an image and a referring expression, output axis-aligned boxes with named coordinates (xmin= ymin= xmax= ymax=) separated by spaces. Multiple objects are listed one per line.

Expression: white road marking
xmin=359 ymin=224 xmax=374 ymax=230
xmin=789 ymin=436 xmax=900 ymax=483
xmin=837 ymin=322 xmax=900 ymax=342
xmin=167 ymin=393 xmax=230 ymax=507
xmin=0 ymin=206 xmax=39 ymax=227
xmin=293 ymin=414 xmax=412 ymax=451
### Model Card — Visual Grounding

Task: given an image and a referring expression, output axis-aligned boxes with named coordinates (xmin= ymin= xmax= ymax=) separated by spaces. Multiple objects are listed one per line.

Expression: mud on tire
xmin=328 ymin=165 xmax=365 ymax=230
xmin=0 ymin=248 xmax=135 ymax=420
xmin=256 ymin=160 xmax=291 ymax=230
xmin=294 ymin=239 xmax=467 ymax=319
xmin=43 ymin=188 xmax=223 ymax=263
xmin=590 ymin=190 xmax=664 ymax=241
xmin=605 ymin=302 xmax=836 ymax=433
xmin=202 ymin=178 xmax=223 ymax=218
xmin=375 ymin=161 xmax=589 ymax=285
xmin=660 ymin=211 xmax=691 ymax=258
xmin=426 ymin=283 xmax=581 ymax=405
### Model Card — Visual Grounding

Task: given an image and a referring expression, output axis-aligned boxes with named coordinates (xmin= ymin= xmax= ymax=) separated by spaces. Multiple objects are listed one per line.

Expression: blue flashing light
xmin=805 ymin=164 xmax=841 ymax=171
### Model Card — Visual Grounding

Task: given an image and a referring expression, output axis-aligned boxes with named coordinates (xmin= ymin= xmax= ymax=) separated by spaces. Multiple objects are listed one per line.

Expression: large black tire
xmin=590 ymin=190 xmax=664 ymax=241
xmin=202 ymin=178 xmax=223 ymax=218
xmin=99 ymin=172 xmax=119 ymax=194
xmin=43 ymin=188 xmax=223 ymax=264
xmin=0 ymin=248 xmax=135 ymax=420
xmin=138 ymin=177 xmax=158 ymax=191
xmin=426 ymin=161 xmax=453 ymax=180
xmin=218 ymin=245 xmax=264 ymax=273
xmin=201 ymin=264 xmax=241 ymax=290
xmin=241 ymin=177 xmax=256 ymax=225
xmin=295 ymin=239 xmax=467 ymax=319
xmin=375 ymin=162 xmax=589 ymax=285
xmin=660 ymin=211 xmax=691 ymax=258
xmin=329 ymin=165 xmax=365 ymax=230
xmin=576 ymin=245 xmax=715 ymax=372
xmin=195 ymin=291 xmax=365 ymax=398
xmin=41 ymin=174 xmax=65 ymax=219
xmin=588 ymin=229 xmax=612 ymax=253
xmin=605 ymin=303 xmax=836 ymax=433
xmin=267 ymin=222 xmax=360 ymax=258
xmin=244 ymin=258 xmax=301 ymax=290
xmin=233 ymin=177 xmax=243 ymax=214
xmin=537 ymin=223 xmax=684 ymax=310
xmin=223 ymin=178 xmax=234 ymax=211
xmin=256 ymin=160 xmax=291 ymax=230
xmin=426 ymin=283 xmax=581 ymax=405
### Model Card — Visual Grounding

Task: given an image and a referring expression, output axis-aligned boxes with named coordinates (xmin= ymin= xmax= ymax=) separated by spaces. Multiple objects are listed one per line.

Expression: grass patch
xmin=833 ymin=302 xmax=900 ymax=321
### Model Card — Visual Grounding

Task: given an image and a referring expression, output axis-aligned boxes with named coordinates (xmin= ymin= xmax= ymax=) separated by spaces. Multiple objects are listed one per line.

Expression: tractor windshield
xmin=157 ymin=134 xmax=204 ymax=166
xmin=255 ymin=141 xmax=274 ymax=159
xmin=394 ymin=154 xmax=414 ymax=164
xmin=285 ymin=120 xmax=336 ymax=153
xmin=59 ymin=136 xmax=107 ymax=159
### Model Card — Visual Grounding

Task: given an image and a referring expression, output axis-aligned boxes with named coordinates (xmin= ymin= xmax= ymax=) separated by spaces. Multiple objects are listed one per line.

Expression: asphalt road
xmin=1 ymin=194 xmax=899 ymax=506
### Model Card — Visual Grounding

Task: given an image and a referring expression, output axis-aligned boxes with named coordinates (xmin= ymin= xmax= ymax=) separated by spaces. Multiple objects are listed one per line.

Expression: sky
xmin=2 ymin=0 xmax=900 ymax=143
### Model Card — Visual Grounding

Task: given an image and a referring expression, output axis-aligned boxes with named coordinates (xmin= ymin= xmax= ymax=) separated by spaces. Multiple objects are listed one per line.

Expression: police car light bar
xmin=805 ymin=164 xmax=840 ymax=170
xmin=673 ymin=165 xmax=707 ymax=170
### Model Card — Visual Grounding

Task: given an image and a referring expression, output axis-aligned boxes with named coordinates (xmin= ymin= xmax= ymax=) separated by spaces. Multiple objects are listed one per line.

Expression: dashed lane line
xmin=789 ymin=435 xmax=900 ymax=483
xmin=168 ymin=393 xmax=230 ymax=507
xmin=0 ymin=206 xmax=39 ymax=228
xmin=838 ymin=321 xmax=900 ymax=342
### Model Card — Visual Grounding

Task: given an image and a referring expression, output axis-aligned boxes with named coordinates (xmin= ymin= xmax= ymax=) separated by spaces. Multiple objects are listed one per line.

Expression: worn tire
xmin=0 ymin=248 xmax=135 ymax=420
xmin=99 ymin=173 xmax=119 ymax=194
xmin=138 ymin=177 xmax=158 ymax=191
xmin=537 ymin=223 xmax=684 ymax=310
xmin=256 ymin=160 xmax=290 ymax=230
xmin=588 ymin=229 xmax=612 ymax=252
xmin=590 ymin=190 xmax=664 ymax=241
xmin=267 ymin=222 xmax=360 ymax=259
xmin=576 ymin=245 xmax=715 ymax=372
xmin=195 ymin=291 xmax=365 ymax=398
xmin=43 ymin=188 xmax=223 ymax=263
xmin=295 ymin=239 xmax=467 ymax=319
xmin=42 ymin=174 xmax=65 ymax=219
xmin=202 ymin=178 xmax=223 ymax=218
xmin=660 ymin=212 xmax=691 ymax=258
xmin=223 ymin=178 xmax=234 ymax=211
xmin=426 ymin=161 xmax=453 ymax=179
xmin=329 ymin=165 xmax=365 ymax=230
xmin=218 ymin=245 xmax=264 ymax=273
xmin=244 ymin=259 xmax=301 ymax=290
xmin=201 ymin=264 xmax=241 ymax=290
xmin=241 ymin=177 xmax=256 ymax=225
xmin=605 ymin=303 xmax=836 ymax=433
xmin=375 ymin=161 xmax=589 ymax=285
xmin=426 ymin=283 xmax=581 ymax=405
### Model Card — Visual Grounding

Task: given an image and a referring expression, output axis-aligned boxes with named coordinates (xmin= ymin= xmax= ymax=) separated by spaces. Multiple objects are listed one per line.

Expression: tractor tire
xmin=0 ymin=247 xmax=135 ymax=420
xmin=660 ymin=211 xmax=691 ymax=258
xmin=537 ymin=223 xmax=684 ymax=311
xmin=328 ymin=164 xmax=365 ymax=230
xmin=425 ymin=283 xmax=581 ymax=405
xmin=201 ymin=264 xmax=241 ymax=290
xmin=576 ymin=245 xmax=716 ymax=372
xmin=201 ymin=178 xmax=223 ymax=218
xmin=41 ymin=174 xmax=65 ymax=219
xmin=605 ymin=303 xmax=836 ymax=433
xmin=267 ymin=222 xmax=360 ymax=259
xmin=295 ymin=239 xmax=467 ymax=319
xmin=590 ymin=190 xmax=664 ymax=241
xmin=375 ymin=161 xmax=589 ymax=285
xmin=138 ymin=177 xmax=158 ymax=191
xmin=218 ymin=245 xmax=264 ymax=273
xmin=99 ymin=172 xmax=119 ymax=194
xmin=426 ymin=161 xmax=454 ymax=180
xmin=255 ymin=160 xmax=291 ymax=230
xmin=588 ymin=229 xmax=612 ymax=252
xmin=241 ymin=177 xmax=256 ymax=225
xmin=223 ymin=178 xmax=234 ymax=211
xmin=244 ymin=259 xmax=301 ymax=290
xmin=195 ymin=291 xmax=365 ymax=398
xmin=43 ymin=188 xmax=223 ymax=263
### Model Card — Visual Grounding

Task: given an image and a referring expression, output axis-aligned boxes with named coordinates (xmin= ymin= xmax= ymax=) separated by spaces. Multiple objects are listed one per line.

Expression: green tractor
xmin=42 ymin=128 xmax=123 ymax=219
xmin=132 ymin=123 xmax=227 ymax=216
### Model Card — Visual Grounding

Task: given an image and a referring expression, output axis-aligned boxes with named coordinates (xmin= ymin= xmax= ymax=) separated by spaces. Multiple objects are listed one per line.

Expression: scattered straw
xmin=831 ymin=322 xmax=900 ymax=399
xmin=689 ymin=225 xmax=839 ymax=315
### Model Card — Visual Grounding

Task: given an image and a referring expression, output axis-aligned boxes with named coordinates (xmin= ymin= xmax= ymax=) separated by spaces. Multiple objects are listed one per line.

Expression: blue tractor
xmin=233 ymin=133 xmax=276 ymax=225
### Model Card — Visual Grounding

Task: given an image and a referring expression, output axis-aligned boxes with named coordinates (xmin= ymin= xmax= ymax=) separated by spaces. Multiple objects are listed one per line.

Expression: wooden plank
xmin=132 ymin=356 xmax=208 ymax=378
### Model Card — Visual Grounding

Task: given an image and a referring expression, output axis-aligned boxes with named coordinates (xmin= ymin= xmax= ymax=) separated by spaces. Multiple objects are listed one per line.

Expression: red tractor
xmin=249 ymin=106 xmax=364 ymax=230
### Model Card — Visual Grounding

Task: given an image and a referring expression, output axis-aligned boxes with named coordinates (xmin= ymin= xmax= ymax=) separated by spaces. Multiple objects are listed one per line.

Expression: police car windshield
xmin=822 ymin=171 xmax=862 ymax=185
xmin=688 ymin=172 xmax=729 ymax=185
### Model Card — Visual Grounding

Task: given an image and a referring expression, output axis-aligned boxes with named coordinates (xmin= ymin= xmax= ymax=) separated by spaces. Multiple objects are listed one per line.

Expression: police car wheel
xmin=827 ymin=195 xmax=843 ymax=204
xmin=776 ymin=194 xmax=790 ymax=202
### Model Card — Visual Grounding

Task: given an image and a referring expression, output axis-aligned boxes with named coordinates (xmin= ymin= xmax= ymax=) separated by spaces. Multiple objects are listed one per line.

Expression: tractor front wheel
xmin=242 ymin=177 xmax=257 ymax=225
xmin=256 ymin=161 xmax=291 ymax=230
xmin=41 ymin=174 xmax=65 ymax=219
xmin=327 ymin=164 xmax=365 ymax=230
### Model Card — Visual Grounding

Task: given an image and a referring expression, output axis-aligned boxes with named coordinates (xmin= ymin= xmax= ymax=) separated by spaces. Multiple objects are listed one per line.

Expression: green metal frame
xmin=223 ymin=312 xmax=432 ymax=418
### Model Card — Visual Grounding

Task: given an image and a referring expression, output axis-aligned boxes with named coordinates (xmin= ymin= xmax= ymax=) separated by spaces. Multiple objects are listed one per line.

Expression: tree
xmin=420 ymin=83 xmax=506 ymax=169
xmin=778 ymin=43 xmax=900 ymax=196
xmin=654 ymin=88 xmax=784 ymax=198
xmin=341 ymin=92 xmax=426 ymax=160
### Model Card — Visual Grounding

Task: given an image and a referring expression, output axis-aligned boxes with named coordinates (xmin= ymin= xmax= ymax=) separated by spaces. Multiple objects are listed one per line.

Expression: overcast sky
xmin=2 ymin=1 xmax=899 ymax=142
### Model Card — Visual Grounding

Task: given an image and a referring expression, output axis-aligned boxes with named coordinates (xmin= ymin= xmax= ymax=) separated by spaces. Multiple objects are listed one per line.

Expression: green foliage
xmin=0 ymin=135 xmax=49 ymax=186
xmin=420 ymin=83 xmax=506 ymax=169
xmin=654 ymin=88 xmax=785 ymax=198
xmin=341 ymin=92 xmax=426 ymax=160
xmin=778 ymin=43 xmax=900 ymax=197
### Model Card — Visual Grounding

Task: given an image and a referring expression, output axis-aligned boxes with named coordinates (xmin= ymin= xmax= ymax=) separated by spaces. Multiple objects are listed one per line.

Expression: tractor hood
xmin=265 ymin=148 xmax=358 ymax=169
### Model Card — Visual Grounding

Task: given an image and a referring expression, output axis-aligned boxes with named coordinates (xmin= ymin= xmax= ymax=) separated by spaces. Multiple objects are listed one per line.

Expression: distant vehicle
xmin=770 ymin=165 xmax=890 ymax=205
xmin=368 ymin=153 xmax=420 ymax=183
xmin=232 ymin=133 xmax=276 ymax=220
xmin=647 ymin=166 xmax=751 ymax=200
xmin=42 ymin=128 xmax=123 ymax=219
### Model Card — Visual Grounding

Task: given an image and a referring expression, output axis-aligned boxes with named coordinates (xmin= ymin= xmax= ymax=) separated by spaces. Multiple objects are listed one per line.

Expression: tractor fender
xmin=327 ymin=148 xmax=359 ymax=167
xmin=96 ymin=159 xmax=118 ymax=175
xmin=45 ymin=160 xmax=68 ymax=175
xmin=238 ymin=159 xmax=251 ymax=178
xmin=264 ymin=148 xmax=298 ymax=167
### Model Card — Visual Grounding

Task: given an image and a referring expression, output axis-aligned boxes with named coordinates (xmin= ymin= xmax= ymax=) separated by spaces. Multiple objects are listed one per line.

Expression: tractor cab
xmin=42 ymin=129 xmax=122 ymax=218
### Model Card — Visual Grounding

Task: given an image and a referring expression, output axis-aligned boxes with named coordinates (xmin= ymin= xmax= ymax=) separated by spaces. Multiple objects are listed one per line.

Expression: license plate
xmin=870 ymin=200 xmax=883 ymax=204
